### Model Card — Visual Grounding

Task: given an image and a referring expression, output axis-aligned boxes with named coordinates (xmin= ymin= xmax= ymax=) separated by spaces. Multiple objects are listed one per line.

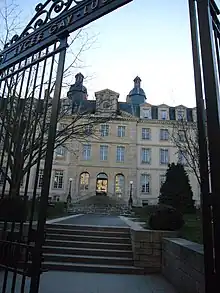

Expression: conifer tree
xmin=159 ymin=163 xmax=195 ymax=213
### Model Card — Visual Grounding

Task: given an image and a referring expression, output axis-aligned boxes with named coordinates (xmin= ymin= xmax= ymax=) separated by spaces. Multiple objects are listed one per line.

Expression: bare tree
xmin=0 ymin=1 xmax=114 ymax=195
xmin=0 ymin=0 xmax=22 ymax=50
xmin=170 ymin=119 xmax=201 ymax=186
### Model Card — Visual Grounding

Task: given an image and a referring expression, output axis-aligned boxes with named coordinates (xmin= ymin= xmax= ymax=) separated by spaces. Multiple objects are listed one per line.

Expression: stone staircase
xmin=42 ymin=223 xmax=145 ymax=274
xmin=68 ymin=195 xmax=132 ymax=216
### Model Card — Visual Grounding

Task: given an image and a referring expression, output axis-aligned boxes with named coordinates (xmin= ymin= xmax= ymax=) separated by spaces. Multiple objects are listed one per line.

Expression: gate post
xmin=29 ymin=35 xmax=68 ymax=293
xmin=196 ymin=0 xmax=220 ymax=286
xmin=188 ymin=1 xmax=215 ymax=292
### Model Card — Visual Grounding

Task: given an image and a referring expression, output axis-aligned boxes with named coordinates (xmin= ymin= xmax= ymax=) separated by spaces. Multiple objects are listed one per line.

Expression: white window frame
xmin=118 ymin=126 xmax=126 ymax=137
xmin=100 ymin=124 xmax=109 ymax=137
xmin=55 ymin=145 xmax=66 ymax=157
xmin=160 ymin=174 xmax=166 ymax=187
xmin=100 ymin=145 xmax=108 ymax=161
xmin=116 ymin=146 xmax=125 ymax=162
xmin=37 ymin=169 xmax=44 ymax=188
xmin=141 ymin=174 xmax=150 ymax=193
xmin=141 ymin=148 xmax=151 ymax=164
xmin=142 ymin=128 xmax=151 ymax=140
xmin=160 ymin=109 xmax=167 ymax=120
xmin=142 ymin=108 xmax=151 ymax=119
xmin=53 ymin=170 xmax=64 ymax=189
xmin=160 ymin=149 xmax=169 ymax=164
xmin=177 ymin=109 xmax=185 ymax=120
xmin=83 ymin=144 xmax=91 ymax=160
xmin=160 ymin=129 xmax=169 ymax=141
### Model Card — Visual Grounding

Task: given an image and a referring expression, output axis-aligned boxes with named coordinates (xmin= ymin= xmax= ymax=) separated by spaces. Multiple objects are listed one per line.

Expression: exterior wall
xmin=0 ymin=90 xmax=200 ymax=206
xmin=67 ymin=118 xmax=138 ymax=204
xmin=136 ymin=120 xmax=200 ymax=205
xmin=162 ymin=238 xmax=205 ymax=293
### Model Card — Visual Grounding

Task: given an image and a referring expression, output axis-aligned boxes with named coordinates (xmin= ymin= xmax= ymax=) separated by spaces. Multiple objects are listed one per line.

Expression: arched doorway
xmin=115 ymin=174 xmax=125 ymax=198
xmin=96 ymin=173 xmax=108 ymax=195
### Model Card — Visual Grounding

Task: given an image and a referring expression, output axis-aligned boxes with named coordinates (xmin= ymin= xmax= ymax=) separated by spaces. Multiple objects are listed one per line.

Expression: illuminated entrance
xmin=96 ymin=173 xmax=108 ymax=195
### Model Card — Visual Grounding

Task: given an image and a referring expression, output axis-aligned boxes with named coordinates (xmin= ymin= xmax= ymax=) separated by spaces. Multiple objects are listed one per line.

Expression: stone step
xmin=45 ymin=224 xmax=129 ymax=233
xmin=46 ymin=233 xmax=131 ymax=244
xmin=45 ymin=228 xmax=130 ymax=238
xmin=44 ymin=253 xmax=133 ymax=266
xmin=43 ymin=246 xmax=133 ymax=258
xmin=45 ymin=239 xmax=132 ymax=251
xmin=42 ymin=261 xmax=146 ymax=275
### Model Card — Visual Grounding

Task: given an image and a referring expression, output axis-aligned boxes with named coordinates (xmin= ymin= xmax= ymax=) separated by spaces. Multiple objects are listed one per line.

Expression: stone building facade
xmin=0 ymin=74 xmax=200 ymax=206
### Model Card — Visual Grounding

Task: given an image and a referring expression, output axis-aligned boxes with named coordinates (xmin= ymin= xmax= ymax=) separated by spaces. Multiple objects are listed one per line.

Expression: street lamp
xmin=66 ymin=178 xmax=73 ymax=207
xmin=128 ymin=180 xmax=133 ymax=209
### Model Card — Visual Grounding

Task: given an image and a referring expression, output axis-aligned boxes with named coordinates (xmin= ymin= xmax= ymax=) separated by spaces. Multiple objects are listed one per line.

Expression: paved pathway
xmin=0 ymin=271 xmax=177 ymax=293
xmin=57 ymin=214 xmax=128 ymax=226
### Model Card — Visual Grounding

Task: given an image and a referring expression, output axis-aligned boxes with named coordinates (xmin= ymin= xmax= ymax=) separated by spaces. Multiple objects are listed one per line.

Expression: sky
xmin=4 ymin=0 xmax=220 ymax=107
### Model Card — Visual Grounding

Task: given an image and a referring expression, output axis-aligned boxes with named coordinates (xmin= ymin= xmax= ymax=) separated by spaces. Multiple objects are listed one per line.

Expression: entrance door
xmin=96 ymin=173 xmax=108 ymax=195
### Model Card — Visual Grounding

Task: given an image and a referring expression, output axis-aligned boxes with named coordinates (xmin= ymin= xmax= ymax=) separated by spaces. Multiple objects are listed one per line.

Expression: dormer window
xmin=177 ymin=109 xmax=185 ymax=120
xmin=143 ymin=108 xmax=151 ymax=119
xmin=160 ymin=110 xmax=167 ymax=120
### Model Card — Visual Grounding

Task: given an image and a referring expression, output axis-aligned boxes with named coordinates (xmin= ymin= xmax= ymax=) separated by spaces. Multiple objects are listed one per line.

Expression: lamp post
xmin=128 ymin=180 xmax=133 ymax=209
xmin=66 ymin=178 xmax=73 ymax=210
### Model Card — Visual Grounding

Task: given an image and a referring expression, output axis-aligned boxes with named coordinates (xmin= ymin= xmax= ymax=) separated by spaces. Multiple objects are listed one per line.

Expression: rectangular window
xmin=100 ymin=145 xmax=108 ymax=161
xmin=177 ymin=109 xmax=185 ymax=120
xmin=53 ymin=170 xmax=64 ymax=189
xmin=178 ymin=151 xmax=187 ymax=165
xmin=142 ymin=128 xmax=151 ymax=140
xmin=37 ymin=169 xmax=44 ymax=188
xmin=160 ymin=149 xmax=169 ymax=164
xmin=100 ymin=124 xmax=109 ymax=137
xmin=118 ymin=126 xmax=126 ymax=137
xmin=83 ymin=144 xmax=91 ymax=160
xmin=160 ymin=174 xmax=166 ymax=187
xmin=143 ymin=108 xmax=151 ymax=119
xmin=55 ymin=146 xmax=66 ymax=157
xmin=141 ymin=148 xmax=151 ymax=164
xmin=178 ymin=130 xmax=185 ymax=142
xmin=160 ymin=110 xmax=167 ymax=120
xmin=0 ymin=168 xmax=5 ymax=186
xmin=85 ymin=124 xmax=92 ymax=135
xmin=116 ymin=146 xmax=125 ymax=162
xmin=160 ymin=129 xmax=169 ymax=141
xmin=141 ymin=174 xmax=150 ymax=193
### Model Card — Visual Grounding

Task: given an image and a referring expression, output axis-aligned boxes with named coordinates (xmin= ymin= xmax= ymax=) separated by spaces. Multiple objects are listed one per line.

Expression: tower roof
xmin=127 ymin=76 xmax=146 ymax=105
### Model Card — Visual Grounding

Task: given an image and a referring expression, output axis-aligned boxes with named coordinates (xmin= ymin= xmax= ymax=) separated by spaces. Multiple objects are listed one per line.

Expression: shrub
xmin=148 ymin=205 xmax=184 ymax=231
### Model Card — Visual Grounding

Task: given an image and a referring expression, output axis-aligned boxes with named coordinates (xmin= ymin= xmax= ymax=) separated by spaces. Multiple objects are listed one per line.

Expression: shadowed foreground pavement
xmin=0 ymin=271 xmax=177 ymax=293
xmin=57 ymin=214 xmax=128 ymax=226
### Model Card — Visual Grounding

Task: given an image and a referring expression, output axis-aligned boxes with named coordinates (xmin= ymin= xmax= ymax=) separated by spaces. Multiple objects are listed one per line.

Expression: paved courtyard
xmin=57 ymin=214 xmax=128 ymax=226
xmin=0 ymin=271 xmax=177 ymax=293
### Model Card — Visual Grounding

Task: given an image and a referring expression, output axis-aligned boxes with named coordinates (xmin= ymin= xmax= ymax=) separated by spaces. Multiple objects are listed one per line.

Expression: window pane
xmin=100 ymin=145 xmax=108 ymax=161
xmin=142 ymin=128 xmax=150 ymax=140
xmin=100 ymin=125 xmax=109 ymax=136
xmin=80 ymin=172 xmax=89 ymax=190
xmin=141 ymin=174 xmax=150 ymax=193
xmin=141 ymin=148 xmax=151 ymax=164
xmin=160 ymin=149 xmax=169 ymax=164
xmin=38 ymin=169 xmax=44 ymax=188
xmin=53 ymin=170 xmax=64 ymax=189
xmin=115 ymin=174 xmax=125 ymax=196
xmin=118 ymin=126 xmax=125 ymax=137
xmin=83 ymin=144 xmax=91 ymax=160
xmin=160 ymin=129 xmax=169 ymax=140
xmin=116 ymin=146 xmax=125 ymax=162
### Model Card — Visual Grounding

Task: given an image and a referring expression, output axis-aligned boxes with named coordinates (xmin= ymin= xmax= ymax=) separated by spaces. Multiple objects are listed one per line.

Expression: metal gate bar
xmin=188 ymin=0 xmax=220 ymax=292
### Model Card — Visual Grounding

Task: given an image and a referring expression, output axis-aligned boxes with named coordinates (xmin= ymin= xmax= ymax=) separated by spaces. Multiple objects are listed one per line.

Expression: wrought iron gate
xmin=0 ymin=1 xmax=133 ymax=293
xmin=188 ymin=0 xmax=220 ymax=292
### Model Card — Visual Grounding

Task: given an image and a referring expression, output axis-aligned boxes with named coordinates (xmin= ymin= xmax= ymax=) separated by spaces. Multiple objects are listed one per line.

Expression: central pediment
xmin=95 ymin=89 xmax=119 ymax=98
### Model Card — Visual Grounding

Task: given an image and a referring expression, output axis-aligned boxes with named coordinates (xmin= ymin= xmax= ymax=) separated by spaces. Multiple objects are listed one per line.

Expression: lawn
xmin=132 ymin=206 xmax=203 ymax=244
